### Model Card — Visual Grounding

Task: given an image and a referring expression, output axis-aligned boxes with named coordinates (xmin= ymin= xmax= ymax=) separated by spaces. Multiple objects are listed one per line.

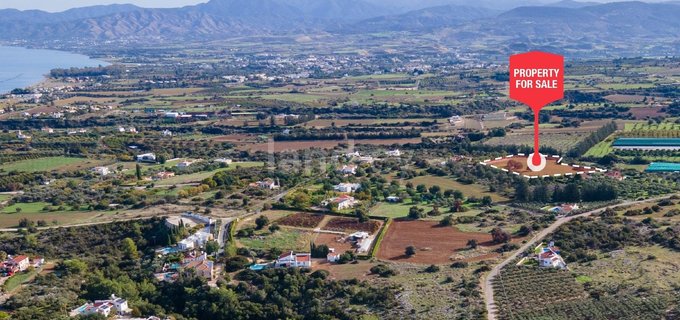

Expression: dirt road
xmin=482 ymin=195 xmax=674 ymax=320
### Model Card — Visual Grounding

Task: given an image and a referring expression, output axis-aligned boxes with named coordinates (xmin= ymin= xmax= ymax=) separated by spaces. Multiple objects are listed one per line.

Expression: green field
xmin=236 ymin=228 xmax=313 ymax=252
xmin=3 ymin=269 xmax=38 ymax=292
xmin=0 ymin=157 xmax=94 ymax=173
xmin=1 ymin=202 xmax=52 ymax=214
xmin=155 ymin=162 xmax=264 ymax=185
xmin=406 ymin=176 xmax=509 ymax=202
xmin=370 ymin=202 xmax=431 ymax=218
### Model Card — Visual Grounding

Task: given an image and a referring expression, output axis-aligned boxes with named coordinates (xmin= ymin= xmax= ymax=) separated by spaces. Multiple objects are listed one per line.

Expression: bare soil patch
xmin=277 ymin=212 xmax=325 ymax=229
xmin=377 ymin=220 xmax=494 ymax=264
xmin=324 ymin=217 xmax=381 ymax=233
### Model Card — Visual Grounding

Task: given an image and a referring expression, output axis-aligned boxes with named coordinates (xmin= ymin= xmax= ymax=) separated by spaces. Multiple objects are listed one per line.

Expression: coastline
xmin=0 ymin=45 xmax=110 ymax=95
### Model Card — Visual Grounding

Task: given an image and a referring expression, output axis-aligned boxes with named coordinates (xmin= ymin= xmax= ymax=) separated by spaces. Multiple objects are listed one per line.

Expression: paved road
xmin=482 ymin=195 xmax=674 ymax=320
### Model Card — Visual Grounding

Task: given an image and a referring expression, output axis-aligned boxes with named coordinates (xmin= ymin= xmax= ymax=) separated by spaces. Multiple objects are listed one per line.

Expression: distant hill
xmin=347 ymin=5 xmax=500 ymax=33
xmin=0 ymin=0 xmax=679 ymax=52
xmin=544 ymin=0 xmax=599 ymax=8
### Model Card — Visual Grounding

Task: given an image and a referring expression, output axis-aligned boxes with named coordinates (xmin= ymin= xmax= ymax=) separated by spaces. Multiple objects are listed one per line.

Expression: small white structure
xmin=8 ymin=255 xmax=30 ymax=272
xmin=275 ymin=251 xmax=312 ymax=268
xmin=165 ymin=112 xmax=180 ymax=118
xmin=449 ymin=115 xmax=463 ymax=124
xmin=386 ymin=149 xmax=401 ymax=157
xmin=357 ymin=156 xmax=375 ymax=164
xmin=16 ymin=131 xmax=31 ymax=140
xmin=214 ymin=158 xmax=232 ymax=164
xmin=91 ymin=166 xmax=110 ymax=176
xmin=339 ymin=164 xmax=357 ymax=175
xmin=162 ymin=129 xmax=173 ymax=136
xmin=118 ymin=127 xmax=126 ymax=133
xmin=136 ymin=153 xmax=157 ymax=163
xmin=386 ymin=196 xmax=400 ymax=202
xmin=333 ymin=183 xmax=361 ymax=193
xmin=177 ymin=160 xmax=194 ymax=168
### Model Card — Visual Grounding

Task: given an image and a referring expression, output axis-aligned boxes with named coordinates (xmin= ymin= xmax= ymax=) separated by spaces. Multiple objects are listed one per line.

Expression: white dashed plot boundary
xmin=478 ymin=154 xmax=607 ymax=179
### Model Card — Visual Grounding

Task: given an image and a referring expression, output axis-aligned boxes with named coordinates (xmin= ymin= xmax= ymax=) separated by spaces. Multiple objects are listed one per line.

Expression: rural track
xmin=482 ymin=194 xmax=676 ymax=320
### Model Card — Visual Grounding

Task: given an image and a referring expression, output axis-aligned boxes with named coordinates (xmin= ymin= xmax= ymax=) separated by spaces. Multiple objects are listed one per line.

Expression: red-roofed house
xmin=275 ymin=251 xmax=312 ymax=268
xmin=10 ymin=255 xmax=30 ymax=272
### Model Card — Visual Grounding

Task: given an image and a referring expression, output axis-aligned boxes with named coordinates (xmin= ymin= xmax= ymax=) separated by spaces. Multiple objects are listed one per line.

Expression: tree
xmin=310 ymin=243 xmax=330 ymax=258
xmin=467 ymin=239 xmax=478 ymax=249
xmin=355 ymin=208 xmax=369 ymax=223
xmin=405 ymin=245 xmax=417 ymax=257
xmin=255 ymin=215 xmax=270 ymax=230
xmin=122 ymin=237 xmax=139 ymax=260
xmin=490 ymin=228 xmax=511 ymax=244
xmin=506 ymin=160 xmax=523 ymax=171
xmin=440 ymin=215 xmax=453 ymax=226
xmin=408 ymin=206 xmax=424 ymax=219
xmin=59 ymin=259 xmax=87 ymax=275
xmin=205 ymin=240 xmax=220 ymax=255
xmin=481 ymin=196 xmax=493 ymax=206
xmin=135 ymin=163 xmax=142 ymax=180
xmin=514 ymin=179 xmax=530 ymax=202
xmin=268 ymin=223 xmax=280 ymax=233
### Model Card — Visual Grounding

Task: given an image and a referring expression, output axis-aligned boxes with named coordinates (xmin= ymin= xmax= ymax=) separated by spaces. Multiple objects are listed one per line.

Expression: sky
xmin=0 ymin=0 xmax=665 ymax=12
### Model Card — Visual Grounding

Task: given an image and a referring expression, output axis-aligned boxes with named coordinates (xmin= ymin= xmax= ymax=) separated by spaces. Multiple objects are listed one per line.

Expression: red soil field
xmin=486 ymin=155 xmax=591 ymax=177
xmin=628 ymin=106 xmax=666 ymax=119
xmin=377 ymin=220 xmax=495 ymax=264
xmin=277 ymin=212 xmax=325 ymax=229
xmin=324 ymin=217 xmax=381 ymax=234
xmin=313 ymin=233 xmax=356 ymax=254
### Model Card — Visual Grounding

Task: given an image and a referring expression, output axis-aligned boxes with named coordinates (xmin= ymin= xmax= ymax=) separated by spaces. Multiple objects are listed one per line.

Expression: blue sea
xmin=0 ymin=46 xmax=108 ymax=94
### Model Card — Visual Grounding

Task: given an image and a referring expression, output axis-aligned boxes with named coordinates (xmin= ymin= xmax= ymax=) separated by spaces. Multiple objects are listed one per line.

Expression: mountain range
xmin=1 ymin=0 xmax=679 ymax=47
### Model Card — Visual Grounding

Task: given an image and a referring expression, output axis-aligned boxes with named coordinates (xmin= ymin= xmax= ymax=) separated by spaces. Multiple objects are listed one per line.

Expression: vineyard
xmin=622 ymin=122 xmax=680 ymax=138
xmin=493 ymin=266 xmax=671 ymax=320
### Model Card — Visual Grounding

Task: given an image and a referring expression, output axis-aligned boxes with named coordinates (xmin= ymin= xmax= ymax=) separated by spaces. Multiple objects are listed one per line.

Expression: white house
xmin=449 ymin=115 xmax=463 ymax=124
xmin=386 ymin=149 xmax=401 ymax=157
xmin=70 ymin=295 xmax=130 ymax=318
xmin=91 ymin=166 xmax=110 ymax=176
xmin=339 ymin=164 xmax=357 ymax=175
xmin=250 ymin=178 xmax=280 ymax=190
xmin=165 ymin=112 xmax=179 ymax=118
xmin=136 ymin=153 xmax=157 ymax=163
xmin=9 ymin=255 xmax=30 ymax=272
xmin=333 ymin=183 xmax=361 ymax=193
xmin=178 ymin=239 xmax=195 ymax=251
xmin=214 ymin=158 xmax=232 ymax=164
xmin=537 ymin=242 xmax=567 ymax=269
xmin=118 ymin=127 xmax=126 ymax=133
xmin=275 ymin=251 xmax=312 ymax=268
xmin=325 ymin=195 xmax=359 ymax=210
xmin=162 ymin=129 xmax=173 ymax=136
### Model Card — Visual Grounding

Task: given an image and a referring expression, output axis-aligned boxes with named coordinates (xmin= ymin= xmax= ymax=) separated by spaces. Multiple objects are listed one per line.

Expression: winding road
xmin=482 ymin=195 xmax=675 ymax=320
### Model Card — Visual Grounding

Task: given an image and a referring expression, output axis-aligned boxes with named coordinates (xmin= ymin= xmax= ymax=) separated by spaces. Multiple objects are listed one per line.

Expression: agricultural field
xmin=376 ymin=220 xmax=496 ymax=264
xmin=236 ymin=228 xmax=314 ymax=252
xmin=370 ymin=202 xmax=432 ymax=219
xmin=277 ymin=212 xmax=325 ymax=229
xmin=485 ymin=132 xmax=587 ymax=152
xmin=493 ymin=266 xmax=670 ymax=320
xmin=405 ymin=175 xmax=508 ymax=202
xmin=323 ymin=217 xmax=381 ymax=233
xmin=0 ymin=156 xmax=103 ymax=173
xmin=242 ymin=138 xmax=422 ymax=152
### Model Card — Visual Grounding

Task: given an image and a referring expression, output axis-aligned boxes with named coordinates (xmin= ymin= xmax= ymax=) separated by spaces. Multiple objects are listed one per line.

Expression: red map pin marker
xmin=509 ymin=51 xmax=564 ymax=171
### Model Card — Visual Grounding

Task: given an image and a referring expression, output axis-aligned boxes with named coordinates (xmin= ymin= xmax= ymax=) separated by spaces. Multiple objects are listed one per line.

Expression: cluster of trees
xmin=514 ymin=179 xmax=617 ymax=203
xmin=567 ymin=121 xmax=617 ymax=157
xmin=273 ymin=128 xmax=421 ymax=141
